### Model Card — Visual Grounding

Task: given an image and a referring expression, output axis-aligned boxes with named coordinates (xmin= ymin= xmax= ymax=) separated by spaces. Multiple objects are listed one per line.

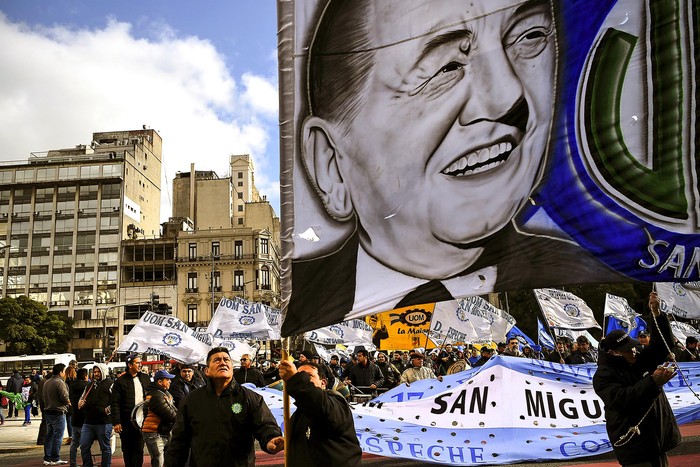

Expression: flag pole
xmin=282 ymin=336 xmax=291 ymax=467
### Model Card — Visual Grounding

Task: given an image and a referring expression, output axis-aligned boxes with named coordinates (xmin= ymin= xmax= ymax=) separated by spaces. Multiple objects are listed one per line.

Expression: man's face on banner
xmin=308 ymin=0 xmax=555 ymax=278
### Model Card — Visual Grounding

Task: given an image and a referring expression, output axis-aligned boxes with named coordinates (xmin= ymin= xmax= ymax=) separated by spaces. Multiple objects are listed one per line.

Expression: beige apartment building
xmin=0 ymin=128 xmax=162 ymax=360
xmin=172 ymin=155 xmax=280 ymax=326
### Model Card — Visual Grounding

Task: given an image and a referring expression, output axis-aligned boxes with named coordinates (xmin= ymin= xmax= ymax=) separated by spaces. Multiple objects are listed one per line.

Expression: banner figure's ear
xmin=301 ymin=116 xmax=354 ymax=221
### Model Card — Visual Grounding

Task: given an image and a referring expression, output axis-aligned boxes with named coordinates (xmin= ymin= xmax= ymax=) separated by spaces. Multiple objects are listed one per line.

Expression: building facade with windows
xmin=176 ymin=226 xmax=280 ymax=328
xmin=172 ymin=154 xmax=280 ymax=328
xmin=0 ymin=128 xmax=162 ymax=360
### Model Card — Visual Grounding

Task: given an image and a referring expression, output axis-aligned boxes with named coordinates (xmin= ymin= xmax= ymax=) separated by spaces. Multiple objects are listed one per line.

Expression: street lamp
xmin=101 ymin=300 xmax=149 ymax=361
xmin=208 ymin=253 xmax=220 ymax=316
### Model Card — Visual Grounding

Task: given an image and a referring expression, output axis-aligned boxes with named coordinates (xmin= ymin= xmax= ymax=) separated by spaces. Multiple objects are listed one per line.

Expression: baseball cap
xmin=154 ymin=370 xmax=175 ymax=381
xmin=601 ymin=330 xmax=639 ymax=353
xmin=638 ymin=331 xmax=649 ymax=337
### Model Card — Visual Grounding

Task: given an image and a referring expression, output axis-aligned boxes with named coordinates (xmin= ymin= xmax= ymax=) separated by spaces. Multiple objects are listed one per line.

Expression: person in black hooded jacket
xmin=593 ymin=292 xmax=681 ymax=467
xmin=79 ymin=363 xmax=114 ymax=467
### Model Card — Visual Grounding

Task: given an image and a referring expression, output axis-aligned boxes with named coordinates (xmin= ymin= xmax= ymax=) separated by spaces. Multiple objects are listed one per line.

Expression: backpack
xmin=131 ymin=399 xmax=149 ymax=430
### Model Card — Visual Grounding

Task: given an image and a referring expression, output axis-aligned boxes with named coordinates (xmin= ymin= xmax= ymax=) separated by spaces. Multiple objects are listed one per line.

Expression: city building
xmin=1 ymin=130 xmax=280 ymax=360
xmin=0 ymin=127 xmax=162 ymax=360
xmin=172 ymin=155 xmax=280 ymax=327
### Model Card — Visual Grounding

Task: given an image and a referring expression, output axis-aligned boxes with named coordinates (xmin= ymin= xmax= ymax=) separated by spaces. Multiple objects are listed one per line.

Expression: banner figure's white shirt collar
xmin=350 ymin=245 xmax=496 ymax=319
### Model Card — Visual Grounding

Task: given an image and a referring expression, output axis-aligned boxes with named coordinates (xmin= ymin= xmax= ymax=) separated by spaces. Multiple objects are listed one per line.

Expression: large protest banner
xmin=278 ymin=0 xmax=700 ymax=336
xmin=257 ymin=356 xmax=700 ymax=465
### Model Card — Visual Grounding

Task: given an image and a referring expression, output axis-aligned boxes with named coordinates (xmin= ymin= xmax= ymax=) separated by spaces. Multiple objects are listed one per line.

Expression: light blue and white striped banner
xmin=255 ymin=356 xmax=700 ymax=465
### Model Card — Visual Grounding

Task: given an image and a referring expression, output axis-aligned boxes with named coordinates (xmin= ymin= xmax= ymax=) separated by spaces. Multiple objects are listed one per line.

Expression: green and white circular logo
xmin=231 ymin=403 xmax=242 ymax=414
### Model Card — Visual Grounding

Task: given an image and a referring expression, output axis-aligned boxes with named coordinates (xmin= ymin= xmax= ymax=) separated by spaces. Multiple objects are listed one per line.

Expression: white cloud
xmin=241 ymin=73 xmax=278 ymax=117
xmin=0 ymin=13 xmax=280 ymax=221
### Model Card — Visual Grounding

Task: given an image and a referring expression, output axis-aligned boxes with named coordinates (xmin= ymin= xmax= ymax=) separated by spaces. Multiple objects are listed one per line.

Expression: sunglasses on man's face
xmin=240 ymin=358 xmax=249 ymax=361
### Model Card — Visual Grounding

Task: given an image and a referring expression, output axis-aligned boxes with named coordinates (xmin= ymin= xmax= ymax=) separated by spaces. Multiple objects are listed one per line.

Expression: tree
xmin=0 ymin=295 xmax=74 ymax=355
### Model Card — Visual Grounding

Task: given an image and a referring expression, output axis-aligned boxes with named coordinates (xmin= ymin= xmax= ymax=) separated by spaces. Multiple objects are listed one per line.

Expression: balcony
xmin=210 ymin=286 xmax=222 ymax=292
xmin=185 ymin=287 xmax=198 ymax=294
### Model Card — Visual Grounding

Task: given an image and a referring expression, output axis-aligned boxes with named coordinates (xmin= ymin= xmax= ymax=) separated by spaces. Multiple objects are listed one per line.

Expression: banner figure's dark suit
xmin=282 ymin=226 xmax=627 ymax=336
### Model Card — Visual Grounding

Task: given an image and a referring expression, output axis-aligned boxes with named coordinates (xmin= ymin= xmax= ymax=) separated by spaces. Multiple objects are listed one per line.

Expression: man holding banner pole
xmin=278 ymin=359 xmax=362 ymax=466
xmin=593 ymin=292 xmax=681 ymax=466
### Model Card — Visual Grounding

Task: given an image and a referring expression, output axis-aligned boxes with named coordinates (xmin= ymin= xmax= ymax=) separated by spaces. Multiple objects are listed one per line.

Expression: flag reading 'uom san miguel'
xmin=278 ymin=0 xmax=700 ymax=336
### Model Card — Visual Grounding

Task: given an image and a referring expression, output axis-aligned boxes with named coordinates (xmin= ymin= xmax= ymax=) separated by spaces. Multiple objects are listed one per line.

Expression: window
xmin=188 ymin=304 xmax=197 ymax=325
xmin=234 ymin=270 xmax=244 ymax=290
xmin=36 ymin=168 xmax=57 ymax=181
xmin=211 ymin=242 xmax=220 ymax=257
xmin=59 ymin=167 xmax=79 ymax=180
xmin=237 ymin=172 xmax=243 ymax=179
xmin=260 ymin=238 xmax=269 ymax=255
xmin=234 ymin=241 xmax=243 ymax=259
xmin=15 ymin=169 xmax=34 ymax=183
xmin=237 ymin=193 xmax=243 ymax=199
xmin=80 ymin=165 xmax=100 ymax=179
xmin=189 ymin=243 xmax=197 ymax=259
xmin=237 ymin=205 xmax=243 ymax=212
xmin=261 ymin=266 xmax=270 ymax=289
xmin=211 ymin=271 xmax=221 ymax=290
xmin=237 ymin=181 xmax=243 ymax=187
xmin=187 ymin=272 xmax=197 ymax=290
xmin=237 ymin=218 xmax=243 ymax=225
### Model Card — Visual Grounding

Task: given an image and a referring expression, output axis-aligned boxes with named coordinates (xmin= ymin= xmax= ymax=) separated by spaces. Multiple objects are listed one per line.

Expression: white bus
xmin=0 ymin=353 xmax=77 ymax=380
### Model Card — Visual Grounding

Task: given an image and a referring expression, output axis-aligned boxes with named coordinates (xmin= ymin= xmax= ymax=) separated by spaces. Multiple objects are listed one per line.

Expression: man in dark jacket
xmin=279 ymin=360 xmax=361 ymax=466
xmin=169 ymin=364 xmax=205 ymax=409
xmin=593 ymin=292 xmax=681 ymax=466
xmin=69 ymin=368 xmax=90 ymax=467
xmin=566 ymin=335 xmax=596 ymax=364
xmin=142 ymin=370 xmax=177 ymax=467
xmin=345 ymin=349 xmax=383 ymax=393
xmin=472 ymin=347 xmax=495 ymax=367
xmin=375 ymin=353 xmax=400 ymax=390
xmin=263 ymin=360 xmax=281 ymax=386
xmin=232 ymin=354 xmax=266 ymax=387
xmin=164 ymin=347 xmax=284 ymax=467
xmin=6 ymin=370 xmax=23 ymax=418
xmin=111 ymin=354 xmax=151 ymax=467
xmin=79 ymin=363 xmax=113 ymax=467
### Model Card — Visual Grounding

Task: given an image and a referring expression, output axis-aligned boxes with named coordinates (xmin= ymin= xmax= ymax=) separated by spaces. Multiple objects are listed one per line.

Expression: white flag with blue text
xmin=535 ymin=289 xmax=601 ymax=330
xmin=207 ymin=297 xmax=275 ymax=340
xmin=656 ymin=282 xmax=700 ymax=319
xmin=603 ymin=293 xmax=640 ymax=331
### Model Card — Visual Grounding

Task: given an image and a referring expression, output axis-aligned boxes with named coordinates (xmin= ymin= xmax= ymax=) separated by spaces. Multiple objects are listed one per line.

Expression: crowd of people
xmin=1 ymin=292 xmax=696 ymax=467
xmin=0 ymin=348 xmax=364 ymax=467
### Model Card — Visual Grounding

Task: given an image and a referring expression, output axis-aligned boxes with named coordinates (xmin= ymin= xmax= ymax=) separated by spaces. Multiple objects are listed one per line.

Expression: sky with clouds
xmin=0 ymin=0 xmax=280 ymax=221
